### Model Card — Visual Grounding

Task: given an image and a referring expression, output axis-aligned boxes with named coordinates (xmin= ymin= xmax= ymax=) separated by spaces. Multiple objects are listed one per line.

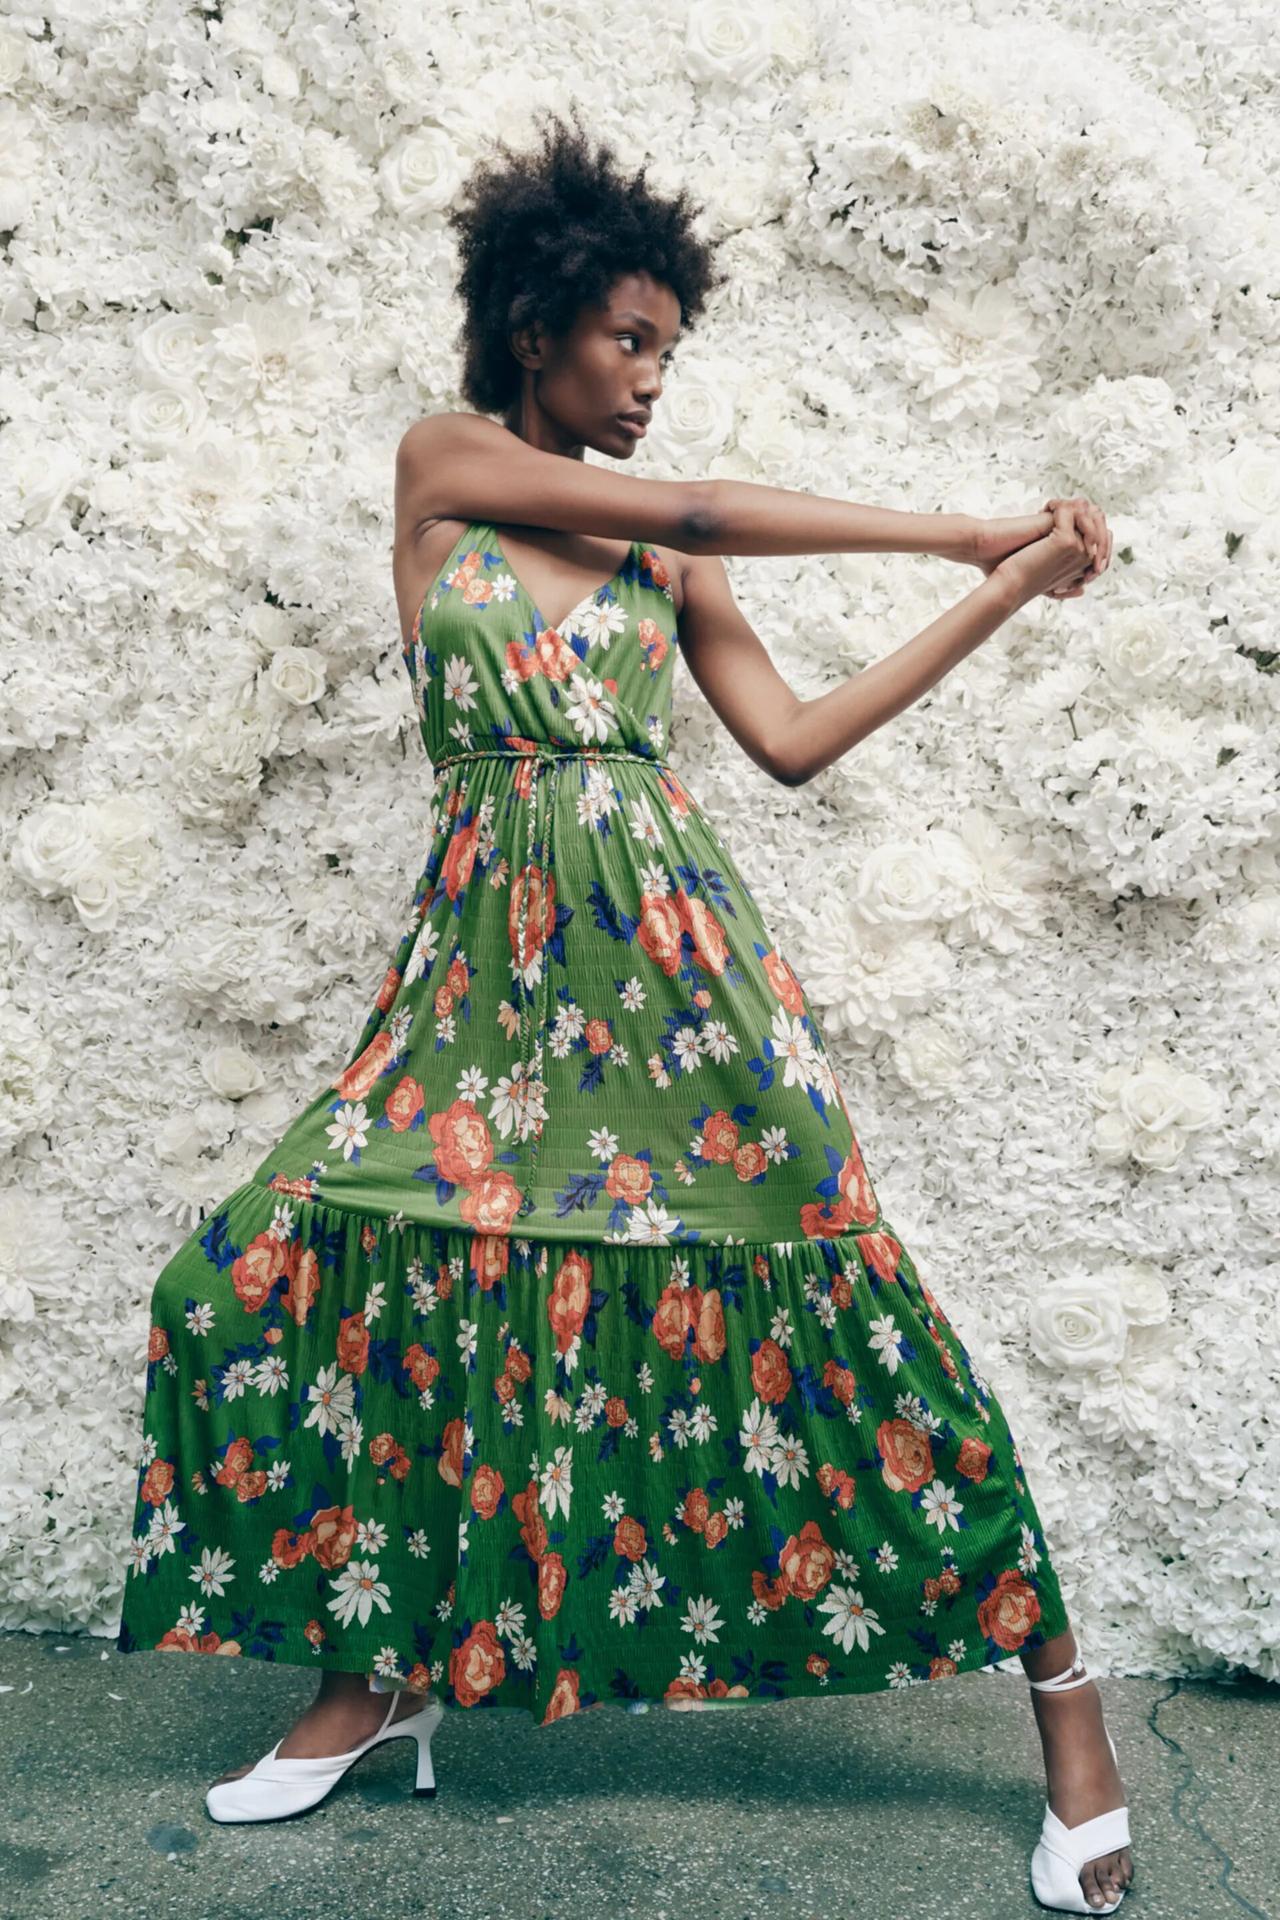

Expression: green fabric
xmin=117 ymin=520 xmax=1069 ymax=1725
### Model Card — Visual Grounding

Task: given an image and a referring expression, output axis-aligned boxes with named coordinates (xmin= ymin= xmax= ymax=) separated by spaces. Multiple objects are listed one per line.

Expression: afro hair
xmin=444 ymin=104 xmax=727 ymax=417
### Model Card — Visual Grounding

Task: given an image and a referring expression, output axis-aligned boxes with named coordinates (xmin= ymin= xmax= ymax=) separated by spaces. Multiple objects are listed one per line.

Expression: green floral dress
xmin=117 ymin=520 xmax=1070 ymax=1727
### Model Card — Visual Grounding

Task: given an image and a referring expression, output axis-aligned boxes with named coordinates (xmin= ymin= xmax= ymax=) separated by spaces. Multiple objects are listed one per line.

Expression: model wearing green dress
xmin=117 ymin=518 xmax=1070 ymax=1726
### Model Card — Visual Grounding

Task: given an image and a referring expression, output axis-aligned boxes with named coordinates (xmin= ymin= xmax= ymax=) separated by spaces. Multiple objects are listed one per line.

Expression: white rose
xmin=735 ymin=391 xmax=805 ymax=480
xmin=0 ymin=432 xmax=84 ymax=532
xmin=1114 ymin=1261 xmax=1170 ymax=1327
xmin=1209 ymin=438 xmax=1280 ymax=527
xmin=1091 ymin=1062 xmax=1131 ymax=1108
xmin=654 ymin=363 xmax=735 ymax=462
xmin=380 ymin=127 xmax=465 ymax=215
xmin=891 ymin=1018 xmax=966 ymax=1096
xmin=1091 ymin=1110 xmax=1133 ymax=1164
xmin=853 ymin=841 xmax=943 ymax=925
xmin=1099 ymin=609 xmax=1188 ymax=683
xmin=69 ymin=863 xmax=120 ymax=934
xmin=710 ymin=159 xmax=773 ymax=232
xmin=267 ymin=644 xmax=328 ymax=706
xmin=1028 ymin=1278 xmax=1130 ymax=1372
xmin=1166 ymin=1070 xmax=1219 ymax=1131
xmin=134 ymin=311 xmax=214 ymax=391
xmin=202 ymin=1044 xmax=267 ymax=1100
xmin=1129 ymin=1124 xmax=1185 ymax=1171
xmin=686 ymin=0 xmax=775 ymax=87
xmin=10 ymin=801 xmax=98 ymax=897
xmin=126 ymin=382 xmax=209 ymax=454
xmin=245 ymin=603 xmax=299 ymax=656
xmin=153 ymin=1110 xmax=209 ymax=1167
xmin=1116 ymin=1059 xmax=1188 ymax=1135
xmin=1116 ymin=1057 xmax=1218 ymax=1138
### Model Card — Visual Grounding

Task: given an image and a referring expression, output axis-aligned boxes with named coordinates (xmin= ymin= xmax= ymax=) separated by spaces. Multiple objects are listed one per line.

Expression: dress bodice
xmin=402 ymin=519 xmax=681 ymax=767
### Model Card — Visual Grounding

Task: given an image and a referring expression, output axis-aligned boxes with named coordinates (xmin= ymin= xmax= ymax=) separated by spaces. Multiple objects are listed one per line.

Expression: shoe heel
xmin=409 ymin=1700 xmax=441 ymax=1798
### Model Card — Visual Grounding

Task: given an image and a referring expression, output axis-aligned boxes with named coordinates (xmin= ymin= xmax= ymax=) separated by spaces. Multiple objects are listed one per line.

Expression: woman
xmin=118 ymin=108 xmax=1129 ymax=1913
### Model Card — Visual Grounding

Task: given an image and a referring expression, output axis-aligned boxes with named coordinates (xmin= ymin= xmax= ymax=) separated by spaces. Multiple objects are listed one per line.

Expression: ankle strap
xmin=1028 ymin=1653 xmax=1090 ymax=1692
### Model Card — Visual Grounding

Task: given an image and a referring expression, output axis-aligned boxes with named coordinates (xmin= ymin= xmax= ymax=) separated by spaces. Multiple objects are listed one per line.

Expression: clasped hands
xmin=962 ymin=497 xmax=1112 ymax=600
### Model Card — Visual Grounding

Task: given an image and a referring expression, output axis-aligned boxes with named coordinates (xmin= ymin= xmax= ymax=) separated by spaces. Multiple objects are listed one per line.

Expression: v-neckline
xmin=487 ymin=522 xmax=636 ymax=637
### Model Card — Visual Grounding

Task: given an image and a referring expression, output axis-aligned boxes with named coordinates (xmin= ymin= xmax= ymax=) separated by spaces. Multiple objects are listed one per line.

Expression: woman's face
xmin=505 ymin=269 xmax=682 ymax=458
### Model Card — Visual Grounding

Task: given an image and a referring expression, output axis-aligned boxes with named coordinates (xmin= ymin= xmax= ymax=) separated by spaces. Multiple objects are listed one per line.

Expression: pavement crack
xmin=1147 ymin=1677 xmax=1270 ymax=1919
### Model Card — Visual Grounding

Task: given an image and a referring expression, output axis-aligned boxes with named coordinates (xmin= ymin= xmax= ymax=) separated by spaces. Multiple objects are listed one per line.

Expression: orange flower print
xmin=384 ymin=1075 xmax=426 ymax=1132
xmin=636 ymin=891 xmax=684 ymax=975
xmin=428 ymin=1099 xmax=494 ymax=1187
xmin=604 ymin=1152 xmax=653 ymax=1206
xmin=762 ymin=946 xmax=805 ymax=1015
xmin=231 ymin=1229 xmax=297 ymax=1315
xmin=547 ymin=1248 xmax=592 ymax=1357
xmin=332 ymin=1029 xmax=396 ymax=1101
xmin=280 ymin=1245 xmax=321 ymax=1327
xmin=470 ymin=1464 xmax=505 ymax=1519
xmin=976 ymin=1570 xmax=1043 ymax=1654
xmin=750 ymin=1337 xmax=792 ymax=1405
xmin=509 ymin=863 xmax=556 ymax=980
xmin=450 ymin=1620 xmax=506 ymax=1706
xmin=878 ymin=1419 xmax=934 ymax=1495
xmin=673 ymin=888 xmax=730 ymax=974
xmin=441 ymin=816 xmax=480 ymax=903
xmin=458 ymin=1168 xmax=522 ymax=1234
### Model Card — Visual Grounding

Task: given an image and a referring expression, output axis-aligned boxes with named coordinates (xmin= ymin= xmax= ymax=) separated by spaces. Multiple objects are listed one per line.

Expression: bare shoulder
xmin=397 ymin=409 xmax=507 ymax=471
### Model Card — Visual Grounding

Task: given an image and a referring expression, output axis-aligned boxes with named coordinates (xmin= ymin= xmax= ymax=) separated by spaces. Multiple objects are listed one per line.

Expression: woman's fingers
xmin=1041 ymin=496 xmax=1110 ymax=576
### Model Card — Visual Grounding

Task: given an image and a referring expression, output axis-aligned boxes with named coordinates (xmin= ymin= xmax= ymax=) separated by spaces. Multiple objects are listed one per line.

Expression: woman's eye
xmin=621 ymin=332 xmax=675 ymax=368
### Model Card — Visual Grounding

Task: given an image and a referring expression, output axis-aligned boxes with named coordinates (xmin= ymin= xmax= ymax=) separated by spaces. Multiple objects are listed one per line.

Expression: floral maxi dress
xmin=117 ymin=519 xmax=1071 ymax=1727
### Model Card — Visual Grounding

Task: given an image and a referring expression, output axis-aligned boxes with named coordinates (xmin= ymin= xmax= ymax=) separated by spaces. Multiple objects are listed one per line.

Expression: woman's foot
xmin=1029 ymin=1670 xmax=1134 ymax=1908
xmin=208 ymin=1674 xmax=428 ymax=1791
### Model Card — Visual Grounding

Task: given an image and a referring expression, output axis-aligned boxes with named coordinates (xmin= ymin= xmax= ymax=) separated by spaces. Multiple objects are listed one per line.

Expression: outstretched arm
xmin=399 ymin=414 xmax=1108 ymax=574
xmin=401 ymin=412 xmax=973 ymax=560
xmin=697 ymin=475 xmax=974 ymax=561
xmin=678 ymin=502 xmax=1099 ymax=787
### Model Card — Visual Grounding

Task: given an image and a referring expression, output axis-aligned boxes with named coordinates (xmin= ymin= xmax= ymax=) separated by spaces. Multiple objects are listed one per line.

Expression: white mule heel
xmin=205 ymin=1689 xmax=444 ymax=1824
xmin=1028 ymin=1652 xmax=1131 ymax=1914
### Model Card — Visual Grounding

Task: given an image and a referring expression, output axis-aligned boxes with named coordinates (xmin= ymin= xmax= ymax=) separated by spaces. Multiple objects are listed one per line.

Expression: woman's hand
xmin=991 ymin=500 xmax=1100 ymax=609
xmin=967 ymin=497 xmax=1111 ymax=599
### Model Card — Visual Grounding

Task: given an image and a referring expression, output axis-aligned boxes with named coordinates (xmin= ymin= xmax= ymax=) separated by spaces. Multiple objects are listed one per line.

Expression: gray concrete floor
xmin=0 ymin=1630 xmax=1273 ymax=1920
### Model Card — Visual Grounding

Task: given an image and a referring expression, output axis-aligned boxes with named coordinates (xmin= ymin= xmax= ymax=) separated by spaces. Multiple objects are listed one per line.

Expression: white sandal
xmin=205 ymin=1689 xmax=444 ymax=1824
xmin=1028 ymin=1652 xmax=1131 ymax=1914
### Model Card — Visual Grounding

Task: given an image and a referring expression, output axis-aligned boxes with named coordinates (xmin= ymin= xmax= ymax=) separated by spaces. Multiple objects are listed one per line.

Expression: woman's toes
xmin=1080 ymin=1850 xmax=1129 ymax=1906
xmin=210 ymin=1762 xmax=254 ymax=1788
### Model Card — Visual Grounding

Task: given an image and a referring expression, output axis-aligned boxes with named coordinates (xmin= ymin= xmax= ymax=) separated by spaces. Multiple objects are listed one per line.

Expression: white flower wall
xmin=1 ymin=0 xmax=1277 ymax=1683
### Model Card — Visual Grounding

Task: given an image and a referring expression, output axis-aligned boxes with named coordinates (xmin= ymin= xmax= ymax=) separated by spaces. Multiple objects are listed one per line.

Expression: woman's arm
xmin=699 ymin=476 xmax=973 ymax=561
xmin=397 ymin=413 xmax=974 ymax=560
xmin=679 ymin=531 xmax=1079 ymax=788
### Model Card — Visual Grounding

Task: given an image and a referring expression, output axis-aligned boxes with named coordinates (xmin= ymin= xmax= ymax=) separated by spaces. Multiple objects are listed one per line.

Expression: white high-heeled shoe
xmin=205 ymin=1689 xmax=444 ymax=1824
xmin=1028 ymin=1651 xmax=1131 ymax=1914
